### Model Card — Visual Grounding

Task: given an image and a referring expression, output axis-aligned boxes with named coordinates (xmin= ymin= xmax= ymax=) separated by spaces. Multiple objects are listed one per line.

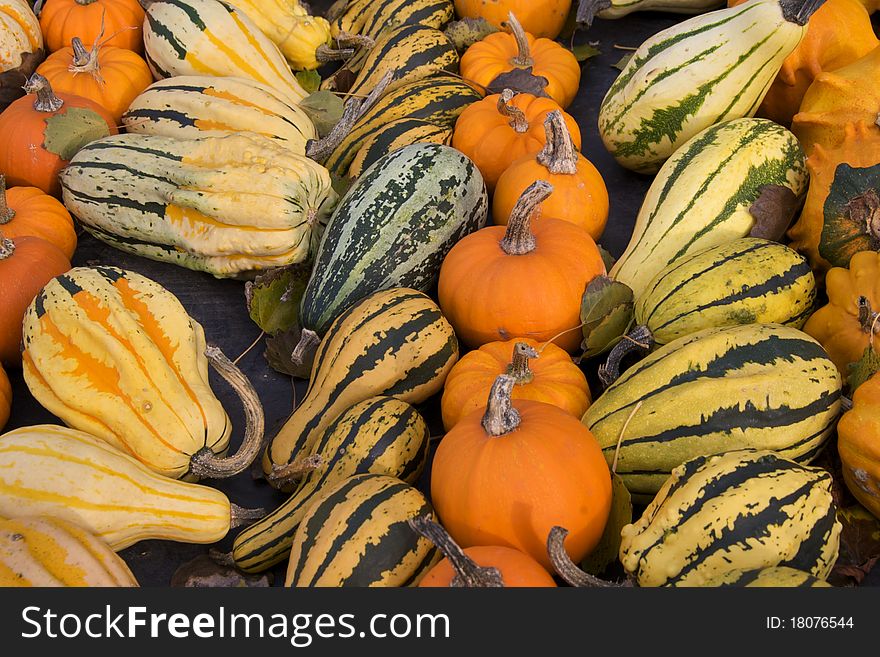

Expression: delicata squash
xmin=21 ymin=266 xmax=265 ymax=480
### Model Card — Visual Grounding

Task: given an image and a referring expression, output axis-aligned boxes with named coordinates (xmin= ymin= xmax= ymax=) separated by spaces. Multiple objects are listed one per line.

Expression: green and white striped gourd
xmin=619 ymin=450 xmax=841 ymax=586
xmin=583 ymin=323 xmax=841 ymax=501
xmin=598 ymin=0 xmax=823 ymax=173
xmin=609 ymin=118 xmax=807 ymax=299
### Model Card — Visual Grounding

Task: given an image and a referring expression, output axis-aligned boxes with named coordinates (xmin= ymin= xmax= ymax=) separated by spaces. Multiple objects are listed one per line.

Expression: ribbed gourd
xmin=619 ymin=450 xmax=841 ymax=586
xmin=609 ymin=118 xmax=808 ymax=299
xmin=584 ymin=323 xmax=842 ymax=501
xmin=598 ymin=0 xmax=823 ymax=173
xmin=59 ymin=133 xmax=337 ymax=277
xmin=21 ymin=266 xmax=264 ymax=481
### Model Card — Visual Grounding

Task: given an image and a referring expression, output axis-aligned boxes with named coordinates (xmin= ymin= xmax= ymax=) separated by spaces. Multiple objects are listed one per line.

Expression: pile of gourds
xmin=0 ymin=0 xmax=879 ymax=589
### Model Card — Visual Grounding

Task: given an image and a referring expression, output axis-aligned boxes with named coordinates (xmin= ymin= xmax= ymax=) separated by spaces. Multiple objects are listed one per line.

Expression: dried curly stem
xmin=547 ymin=526 xmax=632 ymax=587
xmin=506 ymin=12 xmax=533 ymax=67
xmin=481 ymin=375 xmax=521 ymax=437
xmin=0 ymin=176 xmax=14 ymax=224
xmin=266 ymin=453 xmax=323 ymax=489
xmin=500 ymin=180 xmax=553 ymax=255
xmin=407 ymin=516 xmax=504 ymax=587
xmin=497 ymin=88 xmax=529 ymax=133
xmin=599 ymin=324 xmax=654 ymax=387
xmin=24 ymin=73 xmax=63 ymax=112
xmin=537 ymin=110 xmax=579 ymax=175
xmin=506 ymin=342 xmax=538 ymax=384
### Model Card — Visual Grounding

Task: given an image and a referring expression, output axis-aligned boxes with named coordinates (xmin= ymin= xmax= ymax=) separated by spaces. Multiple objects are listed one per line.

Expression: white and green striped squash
xmin=598 ymin=0 xmax=822 ymax=172
xmin=609 ymin=118 xmax=807 ymax=299
xmin=620 ymin=449 xmax=841 ymax=587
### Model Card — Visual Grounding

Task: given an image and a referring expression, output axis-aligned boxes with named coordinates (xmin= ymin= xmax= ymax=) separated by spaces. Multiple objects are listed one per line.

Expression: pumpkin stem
xmin=68 ymin=37 xmax=104 ymax=83
xmin=779 ymin=0 xmax=828 ymax=26
xmin=266 ymin=453 xmax=323 ymax=489
xmin=407 ymin=516 xmax=505 ymax=587
xmin=576 ymin=0 xmax=613 ymax=27
xmin=0 ymin=176 xmax=14 ymax=225
xmin=547 ymin=526 xmax=631 ymax=588
xmin=24 ymin=73 xmax=63 ymax=113
xmin=317 ymin=32 xmax=375 ymax=62
xmin=497 ymin=88 xmax=529 ymax=133
xmin=188 ymin=346 xmax=266 ymax=480
xmin=506 ymin=12 xmax=533 ymax=67
xmin=857 ymin=296 xmax=880 ymax=335
xmin=290 ymin=328 xmax=321 ymax=367
xmin=481 ymin=374 xmax=521 ymax=437
xmin=537 ymin=111 xmax=579 ymax=175
xmin=228 ymin=503 xmax=270 ymax=529
xmin=599 ymin=325 xmax=654 ymax=387
xmin=76 ymin=0 xmax=99 ymax=4
xmin=315 ymin=45 xmax=356 ymax=63
xmin=0 ymin=233 xmax=14 ymax=260
xmin=845 ymin=188 xmax=880 ymax=244
xmin=506 ymin=341 xmax=538 ymax=384
xmin=500 ymin=180 xmax=553 ymax=256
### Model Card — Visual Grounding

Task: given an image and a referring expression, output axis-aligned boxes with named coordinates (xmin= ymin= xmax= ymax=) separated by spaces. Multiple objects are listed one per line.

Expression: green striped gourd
xmin=580 ymin=0 xmax=724 ymax=23
xmin=699 ymin=566 xmax=831 ymax=587
xmin=600 ymin=238 xmax=816 ymax=383
xmin=609 ymin=118 xmax=807 ymax=299
xmin=142 ymin=0 xmax=308 ymax=105
xmin=0 ymin=425 xmax=239 ymax=550
xmin=121 ymin=76 xmax=317 ymax=153
xmin=619 ymin=450 xmax=841 ymax=587
xmin=598 ymin=0 xmax=822 ymax=173
xmin=59 ymin=133 xmax=337 ymax=277
xmin=583 ymin=323 xmax=841 ymax=501
xmin=323 ymin=74 xmax=483 ymax=177
xmin=285 ymin=474 xmax=436 ymax=587
xmin=329 ymin=0 xmax=454 ymax=40
xmin=347 ymin=118 xmax=452 ymax=179
xmin=262 ymin=288 xmax=458 ymax=488
xmin=233 ymin=396 xmax=429 ymax=572
xmin=300 ymin=143 xmax=487 ymax=342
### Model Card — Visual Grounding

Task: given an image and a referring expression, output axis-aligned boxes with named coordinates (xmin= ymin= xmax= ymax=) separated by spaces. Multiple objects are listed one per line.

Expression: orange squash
xmin=440 ymin=337 xmax=590 ymax=431
xmin=431 ymin=374 xmax=612 ymax=570
xmin=438 ymin=180 xmax=605 ymax=353
xmin=0 ymin=235 xmax=71 ymax=366
xmin=837 ymin=371 xmax=880 ymax=519
xmin=803 ymin=251 xmax=880 ymax=376
xmin=0 ymin=176 xmax=76 ymax=259
xmin=36 ymin=37 xmax=152 ymax=124
xmin=0 ymin=363 xmax=10 ymax=430
xmin=459 ymin=12 xmax=580 ymax=108
xmin=451 ymin=90 xmax=581 ymax=193
xmin=0 ymin=73 xmax=117 ymax=197
xmin=493 ymin=109 xmax=609 ymax=240
xmin=453 ymin=0 xmax=572 ymax=39
xmin=39 ymin=0 xmax=145 ymax=54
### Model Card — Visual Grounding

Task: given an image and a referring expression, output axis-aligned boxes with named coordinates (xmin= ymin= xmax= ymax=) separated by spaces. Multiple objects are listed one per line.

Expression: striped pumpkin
xmin=0 ymin=516 xmax=138 ymax=587
xmin=347 ymin=118 xmax=452 ymax=179
xmin=233 ymin=396 xmax=429 ymax=573
xmin=584 ymin=323 xmax=842 ymax=501
xmin=300 ymin=144 xmax=487 ymax=338
xmin=0 ymin=425 xmax=233 ymax=550
xmin=620 ymin=449 xmax=841 ymax=587
xmin=285 ymin=474 xmax=436 ymax=587
xmin=122 ymin=75 xmax=318 ymax=153
xmin=598 ymin=0 xmax=817 ymax=173
xmin=262 ymin=288 xmax=458 ymax=486
xmin=330 ymin=0 xmax=454 ymax=40
xmin=59 ymin=133 xmax=337 ymax=277
xmin=610 ymin=118 xmax=807 ymax=299
xmin=698 ymin=566 xmax=831 ymax=587
xmin=142 ymin=0 xmax=308 ymax=105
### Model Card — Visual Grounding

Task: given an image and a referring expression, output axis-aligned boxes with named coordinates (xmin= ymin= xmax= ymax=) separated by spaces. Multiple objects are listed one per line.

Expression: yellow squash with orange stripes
xmin=21 ymin=267 xmax=265 ymax=481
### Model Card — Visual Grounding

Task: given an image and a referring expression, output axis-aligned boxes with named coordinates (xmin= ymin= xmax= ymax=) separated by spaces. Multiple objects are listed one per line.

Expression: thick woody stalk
xmin=500 ymin=180 xmax=553 ymax=255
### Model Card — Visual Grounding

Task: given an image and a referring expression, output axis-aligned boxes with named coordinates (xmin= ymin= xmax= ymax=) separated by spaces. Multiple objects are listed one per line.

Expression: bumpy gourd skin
xmin=838 ymin=373 xmax=880 ymax=520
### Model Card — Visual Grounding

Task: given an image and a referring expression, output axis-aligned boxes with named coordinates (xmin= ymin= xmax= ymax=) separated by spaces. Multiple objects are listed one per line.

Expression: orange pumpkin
xmin=453 ymin=0 xmax=572 ymax=39
xmin=837 ymin=371 xmax=880 ymax=519
xmin=441 ymin=337 xmax=590 ymax=431
xmin=36 ymin=37 xmax=152 ymax=123
xmin=438 ymin=180 xmax=605 ymax=353
xmin=0 ymin=363 xmax=10 ymax=430
xmin=431 ymin=374 xmax=612 ymax=570
xmin=460 ymin=12 xmax=580 ymax=108
xmin=0 ymin=234 xmax=71 ymax=366
xmin=0 ymin=176 xmax=76 ymax=259
xmin=410 ymin=515 xmax=557 ymax=587
xmin=451 ymin=90 xmax=581 ymax=193
xmin=0 ymin=73 xmax=117 ymax=197
xmin=39 ymin=0 xmax=145 ymax=54
xmin=493 ymin=110 xmax=609 ymax=240
xmin=803 ymin=251 xmax=880 ymax=376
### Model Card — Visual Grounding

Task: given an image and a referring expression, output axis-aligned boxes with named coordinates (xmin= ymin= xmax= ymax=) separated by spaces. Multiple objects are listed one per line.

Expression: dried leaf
xmin=613 ymin=53 xmax=634 ymax=71
xmin=828 ymin=505 xmax=880 ymax=586
xmin=295 ymin=69 xmax=322 ymax=95
xmin=577 ymin=0 xmax=612 ymax=27
xmin=580 ymin=473 xmax=632 ymax=575
xmin=265 ymin=325 xmax=317 ymax=379
xmin=299 ymin=90 xmax=345 ymax=138
xmin=244 ymin=263 xmax=312 ymax=336
xmin=597 ymin=244 xmax=616 ymax=271
xmin=847 ymin=344 xmax=880 ymax=395
xmin=580 ymin=275 xmax=635 ymax=358
xmin=486 ymin=67 xmax=550 ymax=98
xmin=170 ymin=555 xmax=272 ymax=588
xmin=570 ymin=42 xmax=600 ymax=63
xmin=443 ymin=17 xmax=499 ymax=52
xmin=749 ymin=184 xmax=801 ymax=241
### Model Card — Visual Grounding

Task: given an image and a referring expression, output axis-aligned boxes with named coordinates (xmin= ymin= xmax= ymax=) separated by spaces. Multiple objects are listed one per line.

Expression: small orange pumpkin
xmin=438 ymin=180 xmax=605 ymax=353
xmin=36 ymin=37 xmax=152 ymax=124
xmin=837 ymin=371 xmax=880 ymax=519
xmin=431 ymin=374 xmax=612 ymax=570
xmin=803 ymin=251 xmax=880 ymax=376
xmin=0 ymin=363 xmax=10 ymax=430
xmin=410 ymin=515 xmax=557 ymax=587
xmin=451 ymin=89 xmax=581 ymax=193
xmin=453 ymin=0 xmax=572 ymax=39
xmin=441 ymin=337 xmax=590 ymax=431
xmin=493 ymin=110 xmax=609 ymax=240
xmin=0 ymin=73 xmax=117 ymax=197
xmin=460 ymin=12 xmax=580 ymax=108
xmin=0 ymin=175 xmax=76 ymax=259
xmin=39 ymin=0 xmax=145 ymax=54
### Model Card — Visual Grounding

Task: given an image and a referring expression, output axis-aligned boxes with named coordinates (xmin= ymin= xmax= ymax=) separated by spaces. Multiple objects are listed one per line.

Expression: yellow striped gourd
xmin=347 ymin=118 xmax=452 ymax=179
xmin=285 ymin=474 xmax=436 ymax=587
xmin=329 ymin=0 xmax=454 ymax=40
xmin=0 ymin=516 xmax=139 ymax=587
xmin=22 ymin=267 xmax=263 ymax=480
xmin=698 ymin=566 xmax=832 ymax=587
xmin=619 ymin=450 xmax=841 ymax=587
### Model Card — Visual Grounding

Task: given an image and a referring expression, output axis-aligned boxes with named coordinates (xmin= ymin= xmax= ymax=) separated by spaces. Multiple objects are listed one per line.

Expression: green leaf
xmin=570 ymin=42 xmax=600 ymax=63
xmin=443 ymin=17 xmax=499 ymax=52
xmin=613 ymin=53 xmax=634 ymax=71
xmin=580 ymin=473 xmax=632 ymax=575
xmin=44 ymin=107 xmax=113 ymax=160
xmin=846 ymin=345 xmax=880 ymax=394
xmin=299 ymin=90 xmax=345 ymax=138
xmin=295 ymin=69 xmax=322 ymax=95
xmin=580 ymin=275 xmax=635 ymax=358
xmin=597 ymin=243 xmax=616 ymax=271
xmin=244 ymin=263 xmax=312 ymax=336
